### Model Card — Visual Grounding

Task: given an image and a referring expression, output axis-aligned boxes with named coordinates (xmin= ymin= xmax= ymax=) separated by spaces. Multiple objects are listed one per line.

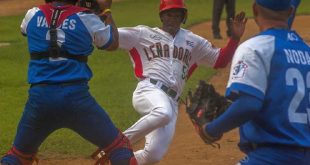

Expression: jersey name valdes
xmin=37 ymin=16 xmax=77 ymax=30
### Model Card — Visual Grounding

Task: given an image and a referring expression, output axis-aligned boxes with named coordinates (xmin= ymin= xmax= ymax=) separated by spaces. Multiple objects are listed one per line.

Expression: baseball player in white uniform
xmin=118 ymin=0 xmax=247 ymax=164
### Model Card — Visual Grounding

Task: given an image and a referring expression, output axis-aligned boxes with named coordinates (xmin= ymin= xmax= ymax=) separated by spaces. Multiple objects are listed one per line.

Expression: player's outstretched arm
xmin=213 ymin=12 xmax=247 ymax=68
xmin=204 ymin=94 xmax=263 ymax=139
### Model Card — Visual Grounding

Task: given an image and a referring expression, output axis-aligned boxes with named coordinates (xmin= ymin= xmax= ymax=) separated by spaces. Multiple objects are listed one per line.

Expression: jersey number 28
xmin=286 ymin=68 xmax=310 ymax=125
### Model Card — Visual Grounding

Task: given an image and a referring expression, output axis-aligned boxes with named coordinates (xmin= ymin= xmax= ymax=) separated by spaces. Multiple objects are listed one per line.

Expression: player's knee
xmin=158 ymin=113 xmax=170 ymax=126
xmin=154 ymin=109 xmax=172 ymax=126
xmin=0 ymin=147 xmax=37 ymax=165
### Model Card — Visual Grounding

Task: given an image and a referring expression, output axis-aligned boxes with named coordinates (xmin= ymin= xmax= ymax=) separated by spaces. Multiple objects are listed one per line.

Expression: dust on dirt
xmin=1 ymin=1 xmax=309 ymax=165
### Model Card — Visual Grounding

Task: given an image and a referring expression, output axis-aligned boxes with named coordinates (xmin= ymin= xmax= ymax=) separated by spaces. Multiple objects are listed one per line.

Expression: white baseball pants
xmin=123 ymin=79 xmax=178 ymax=165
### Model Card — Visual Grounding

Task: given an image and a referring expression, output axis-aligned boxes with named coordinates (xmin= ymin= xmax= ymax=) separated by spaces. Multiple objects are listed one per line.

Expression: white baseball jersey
xmin=119 ymin=25 xmax=220 ymax=96
xmin=120 ymin=25 xmax=221 ymax=164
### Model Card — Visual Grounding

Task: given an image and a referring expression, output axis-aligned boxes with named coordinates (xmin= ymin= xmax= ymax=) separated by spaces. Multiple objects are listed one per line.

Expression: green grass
xmin=1 ymin=0 xmax=310 ymax=157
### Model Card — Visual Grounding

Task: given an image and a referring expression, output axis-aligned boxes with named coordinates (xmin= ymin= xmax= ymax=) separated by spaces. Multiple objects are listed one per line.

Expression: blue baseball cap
xmin=256 ymin=0 xmax=291 ymax=11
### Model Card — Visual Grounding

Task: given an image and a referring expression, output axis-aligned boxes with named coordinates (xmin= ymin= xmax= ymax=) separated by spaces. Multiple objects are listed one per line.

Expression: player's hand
xmin=97 ymin=0 xmax=112 ymax=10
xmin=230 ymin=11 xmax=247 ymax=41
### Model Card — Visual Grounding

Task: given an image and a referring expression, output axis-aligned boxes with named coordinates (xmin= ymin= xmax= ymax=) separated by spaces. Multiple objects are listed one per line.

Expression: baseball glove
xmin=186 ymin=80 xmax=231 ymax=146
xmin=78 ymin=0 xmax=102 ymax=14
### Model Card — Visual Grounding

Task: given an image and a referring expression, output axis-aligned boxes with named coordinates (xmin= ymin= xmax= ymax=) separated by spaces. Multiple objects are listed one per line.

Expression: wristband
xmin=103 ymin=8 xmax=111 ymax=14
xmin=99 ymin=8 xmax=111 ymax=16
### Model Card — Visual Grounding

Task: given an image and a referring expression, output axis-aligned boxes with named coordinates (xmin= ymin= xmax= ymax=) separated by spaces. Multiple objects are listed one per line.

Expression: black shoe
xmin=213 ymin=33 xmax=223 ymax=39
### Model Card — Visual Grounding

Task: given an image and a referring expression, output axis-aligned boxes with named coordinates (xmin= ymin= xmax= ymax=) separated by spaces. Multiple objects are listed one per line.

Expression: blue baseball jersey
xmin=226 ymin=29 xmax=310 ymax=147
xmin=20 ymin=6 xmax=112 ymax=84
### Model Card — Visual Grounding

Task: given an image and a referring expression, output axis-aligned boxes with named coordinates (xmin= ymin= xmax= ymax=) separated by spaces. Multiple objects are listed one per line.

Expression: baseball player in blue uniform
xmin=201 ymin=0 xmax=310 ymax=164
xmin=288 ymin=0 xmax=301 ymax=29
xmin=0 ymin=0 xmax=137 ymax=165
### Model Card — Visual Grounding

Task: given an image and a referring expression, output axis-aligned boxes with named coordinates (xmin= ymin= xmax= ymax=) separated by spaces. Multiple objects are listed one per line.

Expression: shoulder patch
xmin=232 ymin=60 xmax=248 ymax=79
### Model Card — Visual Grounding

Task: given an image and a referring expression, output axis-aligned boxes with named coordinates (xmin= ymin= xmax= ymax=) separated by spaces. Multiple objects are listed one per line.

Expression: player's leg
xmin=212 ymin=0 xmax=225 ymax=39
xmin=124 ymin=81 xmax=176 ymax=145
xmin=123 ymin=81 xmax=178 ymax=164
xmin=68 ymin=84 xmax=136 ymax=165
xmin=0 ymin=86 xmax=62 ymax=165
xmin=133 ymin=112 xmax=177 ymax=165
xmin=3 ymin=128 xmax=55 ymax=165
xmin=225 ymin=0 xmax=236 ymax=37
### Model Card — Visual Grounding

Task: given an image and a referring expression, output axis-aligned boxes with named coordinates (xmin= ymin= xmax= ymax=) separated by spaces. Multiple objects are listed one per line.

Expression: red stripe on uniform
xmin=187 ymin=63 xmax=197 ymax=80
xmin=129 ymin=48 xmax=144 ymax=78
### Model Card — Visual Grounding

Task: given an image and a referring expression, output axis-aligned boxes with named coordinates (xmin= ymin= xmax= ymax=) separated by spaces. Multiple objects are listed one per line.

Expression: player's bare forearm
xmin=103 ymin=13 xmax=119 ymax=51
xmin=213 ymin=12 xmax=247 ymax=68
xmin=230 ymin=11 xmax=247 ymax=41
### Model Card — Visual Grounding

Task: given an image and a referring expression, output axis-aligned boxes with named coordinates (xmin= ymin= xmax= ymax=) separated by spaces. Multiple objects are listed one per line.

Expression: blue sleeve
xmin=205 ymin=93 xmax=263 ymax=137
xmin=99 ymin=27 xmax=113 ymax=50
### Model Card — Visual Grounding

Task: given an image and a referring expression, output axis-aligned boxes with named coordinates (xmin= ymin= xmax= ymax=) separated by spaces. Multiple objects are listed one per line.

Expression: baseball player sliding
xmin=116 ymin=0 xmax=247 ymax=164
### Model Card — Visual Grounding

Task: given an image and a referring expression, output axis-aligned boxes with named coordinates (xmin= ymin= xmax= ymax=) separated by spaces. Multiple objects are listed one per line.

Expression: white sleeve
xmin=118 ymin=26 xmax=141 ymax=50
xmin=78 ymin=12 xmax=112 ymax=49
xmin=20 ymin=7 xmax=39 ymax=36
xmin=226 ymin=35 xmax=275 ymax=100
xmin=193 ymin=36 xmax=220 ymax=67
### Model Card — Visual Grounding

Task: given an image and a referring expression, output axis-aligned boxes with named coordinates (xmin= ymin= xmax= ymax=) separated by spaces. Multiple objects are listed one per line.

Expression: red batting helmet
xmin=159 ymin=0 xmax=187 ymax=24
xmin=159 ymin=0 xmax=187 ymax=13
